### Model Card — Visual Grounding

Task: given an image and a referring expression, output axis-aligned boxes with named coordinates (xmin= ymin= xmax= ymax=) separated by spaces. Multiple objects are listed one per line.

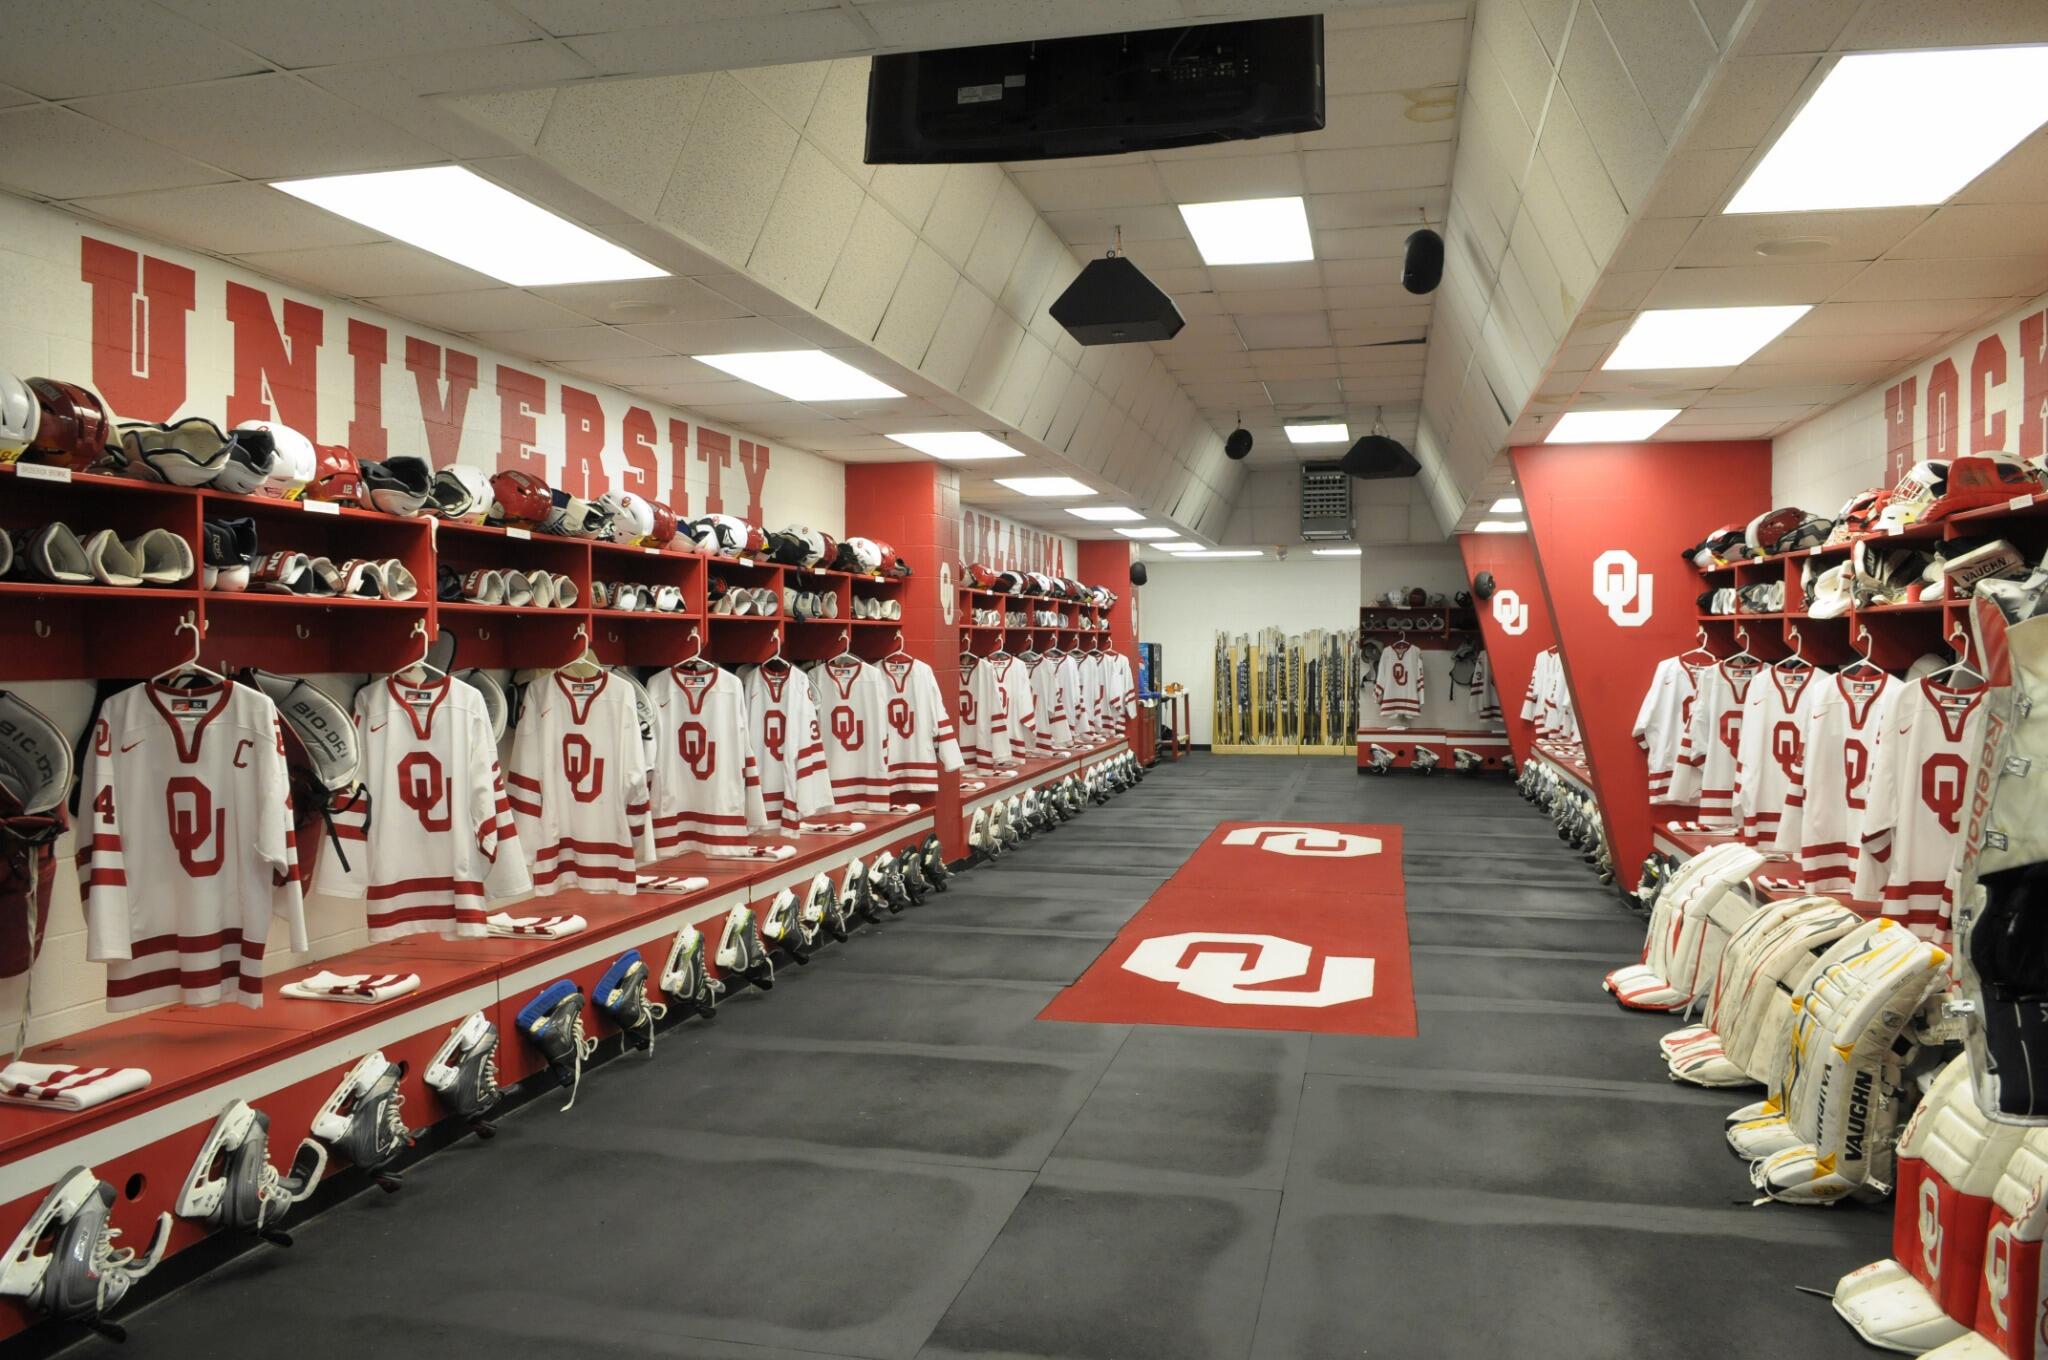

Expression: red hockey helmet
xmin=24 ymin=378 xmax=112 ymax=468
xmin=490 ymin=469 xmax=554 ymax=528
xmin=968 ymin=562 xmax=998 ymax=589
xmin=645 ymin=500 xmax=679 ymax=549
xmin=1827 ymin=487 xmax=1891 ymax=544
xmin=305 ymin=444 xmax=363 ymax=505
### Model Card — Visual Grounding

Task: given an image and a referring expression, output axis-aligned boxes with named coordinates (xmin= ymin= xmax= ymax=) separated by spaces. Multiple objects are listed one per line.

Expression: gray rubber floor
xmin=62 ymin=756 xmax=1888 ymax=1359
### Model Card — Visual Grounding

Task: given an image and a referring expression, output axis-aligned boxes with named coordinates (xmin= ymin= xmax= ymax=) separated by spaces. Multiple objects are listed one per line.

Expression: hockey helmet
xmin=489 ymin=469 xmax=553 ymax=528
xmin=1875 ymin=461 xmax=1949 ymax=533
xmin=456 ymin=668 xmax=508 ymax=742
xmin=116 ymin=417 xmax=232 ymax=486
xmin=836 ymin=536 xmax=885 ymax=575
xmin=782 ymin=525 xmax=828 ymax=568
xmin=644 ymin=501 xmax=679 ymax=549
xmin=1406 ymin=586 xmax=1428 ymax=608
xmin=0 ymin=371 xmax=37 ymax=461
xmin=991 ymin=570 xmax=1023 ymax=594
xmin=967 ymin=562 xmax=999 ymax=589
xmin=23 ymin=379 xmax=112 ymax=468
xmin=1745 ymin=507 xmax=1828 ymax=556
xmin=594 ymin=490 xmax=654 ymax=544
xmin=763 ymin=529 xmax=809 ymax=565
xmin=232 ymin=420 xmax=315 ymax=498
xmin=1685 ymin=525 xmax=1746 ymax=569
xmin=209 ymin=426 xmax=280 ymax=496
xmin=1827 ymin=487 xmax=1890 ymax=544
xmin=873 ymin=540 xmax=910 ymax=578
xmin=1471 ymin=571 xmax=1496 ymax=600
xmin=1926 ymin=455 xmax=2040 ymax=521
xmin=431 ymin=463 xmax=492 ymax=523
xmin=306 ymin=445 xmax=363 ymax=505
xmin=742 ymin=524 xmax=770 ymax=558
xmin=360 ymin=456 xmax=434 ymax=516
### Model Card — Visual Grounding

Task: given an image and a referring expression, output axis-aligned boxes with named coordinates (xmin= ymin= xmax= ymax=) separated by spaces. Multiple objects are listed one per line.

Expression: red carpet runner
xmin=1039 ymin=822 xmax=1416 ymax=1036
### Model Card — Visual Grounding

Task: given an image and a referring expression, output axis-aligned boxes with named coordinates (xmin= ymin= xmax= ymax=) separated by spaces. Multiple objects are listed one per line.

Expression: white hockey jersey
xmin=1633 ymin=657 xmax=1703 ymax=805
xmin=79 ymin=680 xmax=305 ymax=1011
xmin=1104 ymin=652 xmax=1136 ymax=735
xmin=812 ymin=657 xmax=894 ymax=810
xmin=1468 ymin=652 xmax=1503 ymax=725
xmin=1677 ymin=656 xmax=1765 ymax=831
xmin=645 ymin=663 xmax=767 ymax=856
xmin=1375 ymin=641 xmax=1425 ymax=723
xmin=319 ymin=676 xmax=528 ymax=942
xmin=1855 ymin=678 xmax=1984 ymax=940
xmin=958 ymin=657 xmax=1009 ymax=771
xmin=983 ymin=654 xmax=1036 ymax=762
xmin=878 ymin=655 xmax=962 ymax=794
xmin=507 ymin=671 xmax=652 ymax=894
xmin=744 ymin=663 xmax=831 ymax=834
xmin=1027 ymin=652 xmax=1072 ymax=753
xmin=1732 ymin=665 xmax=1821 ymax=846
xmin=1774 ymin=670 xmax=1900 ymax=894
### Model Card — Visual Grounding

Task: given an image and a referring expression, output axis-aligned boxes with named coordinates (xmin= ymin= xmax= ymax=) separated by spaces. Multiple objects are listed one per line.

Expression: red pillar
xmin=1458 ymin=531 xmax=1557 ymax=767
xmin=845 ymin=463 xmax=968 ymax=857
xmin=1076 ymin=539 xmax=1150 ymax=762
xmin=1511 ymin=439 xmax=1773 ymax=889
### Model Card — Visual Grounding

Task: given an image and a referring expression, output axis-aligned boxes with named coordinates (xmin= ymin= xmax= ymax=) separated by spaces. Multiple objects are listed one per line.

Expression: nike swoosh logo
xmin=120 ymin=741 xmax=142 ymax=752
xmin=370 ymin=722 xmax=389 ymax=732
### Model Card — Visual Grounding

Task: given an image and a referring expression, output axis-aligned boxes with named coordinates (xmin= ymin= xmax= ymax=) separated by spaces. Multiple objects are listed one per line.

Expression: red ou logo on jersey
xmin=1771 ymin=721 xmax=1803 ymax=781
xmin=832 ymin=706 xmax=865 ymax=751
xmin=1922 ymin=753 xmax=1968 ymax=833
xmin=959 ymin=692 xmax=977 ymax=723
xmin=678 ymin=721 xmax=715 ymax=778
xmin=562 ymin=734 xmax=605 ymax=803
xmin=762 ymin=711 xmax=786 ymax=762
xmin=1392 ymin=662 xmax=1407 ymax=686
xmin=1843 ymin=739 xmax=1870 ymax=809
xmin=165 ymin=776 xmax=226 ymax=877
xmin=1718 ymin=710 xmax=1742 ymax=759
xmin=397 ymin=751 xmax=451 ymax=831
xmin=888 ymin=697 xmax=914 ymax=741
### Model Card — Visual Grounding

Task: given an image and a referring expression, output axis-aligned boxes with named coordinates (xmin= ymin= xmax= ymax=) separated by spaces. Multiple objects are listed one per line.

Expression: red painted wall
xmin=1457 ymin=531 xmax=1558 ymax=766
xmin=1076 ymin=539 xmax=1151 ymax=762
xmin=1511 ymin=440 xmax=1773 ymax=888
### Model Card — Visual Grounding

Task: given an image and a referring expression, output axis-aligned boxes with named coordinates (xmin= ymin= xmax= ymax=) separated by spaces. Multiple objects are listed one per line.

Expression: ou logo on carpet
xmin=1221 ymin=825 xmax=1381 ymax=857
xmin=1123 ymin=932 xmax=1376 ymax=1007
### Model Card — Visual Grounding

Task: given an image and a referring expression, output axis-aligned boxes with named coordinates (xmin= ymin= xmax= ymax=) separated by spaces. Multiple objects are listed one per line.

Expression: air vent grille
xmin=1300 ymin=463 xmax=1353 ymax=540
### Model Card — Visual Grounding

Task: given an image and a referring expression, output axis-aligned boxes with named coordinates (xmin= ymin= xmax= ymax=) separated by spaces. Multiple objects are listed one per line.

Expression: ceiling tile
xmin=1008 ymin=162 xmax=1169 ymax=213
xmin=1643 ymin=260 xmax=1869 ymax=307
xmin=1590 ymin=0 xmax=1717 ymax=141
xmin=804 ymin=58 xmax=876 ymax=184
xmin=1606 ymin=216 xmax=1699 ymax=273
xmin=964 ymin=179 xmax=1036 ymax=295
xmin=1787 ymin=298 xmax=2007 ymax=338
xmin=467 ymin=325 xmax=664 ymax=363
xmin=530 ymin=273 xmax=753 ymax=325
xmin=732 ymin=58 xmax=831 ymax=125
xmin=1955 ymin=125 xmax=2048 ymax=206
xmin=235 ymin=241 xmax=499 ymax=299
xmin=872 ymin=242 xmax=958 ymax=370
xmin=1324 ymin=17 xmax=1468 ymax=94
xmin=1732 ymin=0 xmax=1861 ymax=54
xmin=535 ymin=74 xmax=709 ymax=221
xmin=72 ymin=74 xmax=441 ymax=179
xmin=1723 ymin=358 xmax=1896 ymax=389
xmin=617 ymin=316 xmax=810 ymax=354
xmin=1681 ymin=53 xmax=1819 ymax=151
xmin=364 ymin=288 xmax=588 ymax=333
xmin=441 ymin=88 xmax=558 ymax=149
xmin=1308 ymin=90 xmax=1460 ymax=150
xmin=1303 ymin=143 xmax=1453 ymax=196
xmin=563 ymin=8 xmax=874 ymax=76
xmin=747 ymin=140 xmax=865 ymax=307
xmin=1842 ymin=0 xmax=2048 ymax=49
xmin=858 ymin=0 xmax=1183 ymax=47
xmin=1556 ymin=7 xmax=1667 ymax=212
xmin=1305 ymin=186 xmax=1450 ymax=231
xmin=66 ymin=181 xmax=384 ymax=256
xmin=1673 ymin=207 xmax=1931 ymax=268
xmin=558 ymin=355 xmax=741 ymax=387
xmin=690 ymin=270 xmax=812 ymax=317
xmin=0 ymin=86 xmax=31 ymax=109
xmin=1235 ymin=312 xmax=1333 ymax=350
xmin=817 ymin=196 xmax=918 ymax=342
xmin=1890 ymin=205 xmax=2048 ymax=261
xmin=0 ymin=106 xmax=231 ymax=199
xmin=922 ymin=162 xmax=1002 ymax=269
xmin=0 ymin=0 xmax=264 ymax=100
xmin=1156 ymin=152 xmax=1306 ymax=203
xmin=1832 ymin=257 xmax=2048 ymax=303
xmin=157 ymin=0 xmax=534 ymax=68
xmin=1638 ymin=146 xmax=1751 ymax=218
xmin=653 ymin=72 xmax=799 ymax=267
xmin=635 ymin=378 xmax=777 ymax=407
xmin=1040 ymin=203 xmax=1189 ymax=246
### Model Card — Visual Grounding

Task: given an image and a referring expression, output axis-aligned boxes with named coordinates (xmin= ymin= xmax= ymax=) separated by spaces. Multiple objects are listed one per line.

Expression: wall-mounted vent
xmin=1300 ymin=462 xmax=1353 ymax=540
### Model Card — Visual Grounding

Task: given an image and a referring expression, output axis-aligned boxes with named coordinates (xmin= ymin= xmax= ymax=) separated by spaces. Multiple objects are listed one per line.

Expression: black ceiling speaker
xmin=1224 ymin=427 xmax=1254 ymax=460
xmin=1339 ymin=433 xmax=1421 ymax=480
xmin=1050 ymin=256 xmax=1185 ymax=345
xmin=1401 ymin=228 xmax=1444 ymax=295
xmin=1130 ymin=561 xmax=1148 ymax=586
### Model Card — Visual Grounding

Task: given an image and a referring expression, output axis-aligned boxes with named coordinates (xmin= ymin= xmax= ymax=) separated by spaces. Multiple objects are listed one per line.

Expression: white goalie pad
xmin=1836 ymin=1056 xmax=2028 ymax=1352
xmin=1603 ymin=842 xmax=1764 ymax=1012
xmin=1746 ymin=922 xmax=1948 ymax=1204
xmin=1667 ymin=899 xmax=1865 ymax=1088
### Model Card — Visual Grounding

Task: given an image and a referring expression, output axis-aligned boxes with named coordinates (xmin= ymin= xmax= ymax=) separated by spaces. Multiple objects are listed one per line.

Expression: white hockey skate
xmin=0 ymin=1166 xmax=170 ymax=1339
xmin=716 ymin=903 xmax=775 ymax=991
xmin=425 ymin=1011 xmax=503 ymax=1135
xmin=178 ymin=1099 xmax=327 ymax=1246
xmin=310 ymin=1052 xmax=412 ymax=1190
xmin=759 ymin=886 xmax=811 ymax=964
xmin=660 ymin=926 xmax=722 ymax=1019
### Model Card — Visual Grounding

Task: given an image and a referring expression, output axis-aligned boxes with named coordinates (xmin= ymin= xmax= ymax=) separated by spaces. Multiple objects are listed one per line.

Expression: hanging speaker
xmin=1049 ymin=256 xmax=1185 ymax=345
xmin=1401 ymin=228 xmax=1444 ymax=295
xmin=1339 ymin=434 xmax=1420 ymax=479
xmin=1225 ymin=428 xmax=1254 ymax=461
xmin=1130 ymin=561 xmax=1148 ymax=586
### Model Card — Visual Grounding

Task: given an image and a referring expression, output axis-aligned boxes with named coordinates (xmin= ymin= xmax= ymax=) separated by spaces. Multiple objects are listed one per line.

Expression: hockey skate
xmin=425 ymin=1011 xmax=503 ymax=1135
xmin=0 ymin=1167 xmax=170 ymax=1339
xmin=595 ymin=949 xmax=668 ymax=1052
xmin=899 ymin=846 xmax=930 ymax=903
xmin=759 ymin=887 xmax=811 ymax=964
xmin=1000 ymin=797 xmax=1024 ymax=849
xmin=311 ymin=1052 xmax=412 ymax=1190
xmin=715 ymin=903 xmax=776 ymax=990
xmin=967 ymin=807 xmax=992 ymax=861
xmin=178 ymin=1100 xmax=327 ymax=1246
xmin=806 ymin=872 xmax=847 ymax=946
xmin=1452 ymin=748 xmax=1484 ymax=774
xmin=660 ymin=926 xmax=722 ymax=1019
xmin=1363 ymin=743 xmax=1397 ymax=775
xmin=920 ymin=833 xmax=952 ymax=890
xmin=1411 ymin=746 xmax=1441 ymax=775
xmin=870 ymin=851 xmax=910 ymax=913
xmin=516 ymin=981 xmax=597 ymax=1112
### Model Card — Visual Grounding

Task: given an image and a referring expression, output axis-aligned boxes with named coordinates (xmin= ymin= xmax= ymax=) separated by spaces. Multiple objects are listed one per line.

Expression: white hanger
xmin=1775 ymin=624 xmax=1813 ymax=671
xmin=830 ymin=628 xmax=861 ymax=666
xmin=560 ymin=623 xmax=605 ymax=679
xmin=1923 ymin=629 xmax=1985 ymax=689
xmin=883 ymin=630 xmax=910 ymax=663
xmin=674 ymin=625 xmax=716 ymax=673
xmin=394 ymin=621 xmax=447 ymax=685
xmin=1678 ymin=626 xmax=1717 ymax=667
xmin=760 ymin=626 xmax=790 ymax=675
xmin=1842 ymin=622 xmax=1884 ymax=678
xmin=152 ymin=612 xmax=226 ymax=687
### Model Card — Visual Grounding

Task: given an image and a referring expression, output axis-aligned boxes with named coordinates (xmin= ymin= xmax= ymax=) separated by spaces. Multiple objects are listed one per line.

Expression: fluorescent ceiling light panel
xmin=1176 ymin=549 xmax=1266 ymax=559
xmin=1158 ymin=542 xmax=1211 ymax=553
xmin=1178 ymin=196 xmax=1315 ymax=265
xmin=886 ymin=431 xmax=1020 ymax=461
xmin=1474 ymin=520 xmax=1528 ymax=534
xmin=1545 ymin=409 xmax=1681 ymax=443
xmin=995 ymin=476 xmax=1094 ymax=496
xmin=1284 ymin=422 xmax=1350 ymax=445
xmin=1066 ymin=506 xmax=1145 ymax=522
xmin=1603 ymin=306 xmax=1810 ymax=370
xmin=1312 ymin=547 xmax=1363 ymax=556
xmin=1726 ymin=47 xmax=2048 ymax=213
xmin=1116 ymin=527 xmax=1180 ymax=539
xmin=1490 ymin=497 xmax=1523 ymax=513
xmin=274 ymin=166 xmax=667 ymax=287
xmin=696 ymin=350 xmax=900 ymax=401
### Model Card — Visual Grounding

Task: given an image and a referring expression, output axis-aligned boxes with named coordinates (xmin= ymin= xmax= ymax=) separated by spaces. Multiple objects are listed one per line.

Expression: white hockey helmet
xmin=542 ymin=490 xmax=611 ymax=539
xmin=1874 ymin=460 xmax=1949 ymax=533
xmin=783 ymin=525 xmax=828 ymax=568
xmin=596 ymin=490 xmax=655 ymax=544
xmin=430 ymin=463 xmax=492 ymax=523
xmin=234 ymin=420 xmax=315 ymax=498
xmin=0 ymin=371 xmax=36 ymax=461
xmin=837 ymin=536 xmax=884 ymax=574
xmin=360 ymin=456 xmax=434 ymax=516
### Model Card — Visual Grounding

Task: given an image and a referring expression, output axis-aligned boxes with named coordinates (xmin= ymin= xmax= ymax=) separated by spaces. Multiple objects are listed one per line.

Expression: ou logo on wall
xmin=1593 ymin=549 xmax=1655 ymax=627
xmin=939 ymin=561 xmax=955 ymax=624
xmin=1491 ymin=589 xmax=1529 ymax=636
xmin=1221 ymin=825 xmax=1381 ymax=857
xmin=1123 ymin=932 xmax=1375 ymax=1007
